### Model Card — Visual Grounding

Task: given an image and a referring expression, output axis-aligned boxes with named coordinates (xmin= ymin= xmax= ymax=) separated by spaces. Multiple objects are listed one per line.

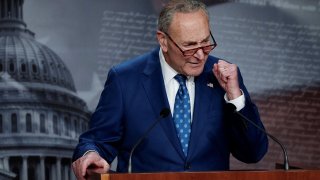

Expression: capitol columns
xmin=21 ymin=156 xmax=28 ymax=180
xmin=0 ymin=157 xmax=10 ymax=171
xmin=56 ymin=157 xmax=61 ymax=180
xmin=39 ymin=156 xmax=45 ymax=180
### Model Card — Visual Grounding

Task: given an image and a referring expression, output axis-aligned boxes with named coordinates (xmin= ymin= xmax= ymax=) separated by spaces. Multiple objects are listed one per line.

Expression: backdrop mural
xmin=0 ymin=0 xmax=319 ymax=179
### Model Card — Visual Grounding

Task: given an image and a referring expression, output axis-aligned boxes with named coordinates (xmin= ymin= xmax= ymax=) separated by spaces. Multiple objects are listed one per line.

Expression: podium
xmin=89 ymin=170 xmax=320 ymax=180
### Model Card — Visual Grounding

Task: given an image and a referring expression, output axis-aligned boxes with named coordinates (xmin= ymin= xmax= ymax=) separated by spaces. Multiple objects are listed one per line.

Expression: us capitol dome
xmin=0 ymin=0 xmax=90 ymax=179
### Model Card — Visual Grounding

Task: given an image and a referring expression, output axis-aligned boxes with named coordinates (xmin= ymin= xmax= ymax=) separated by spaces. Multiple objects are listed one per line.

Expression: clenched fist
xmin=213 ymin=60 xmax=241 ymax=100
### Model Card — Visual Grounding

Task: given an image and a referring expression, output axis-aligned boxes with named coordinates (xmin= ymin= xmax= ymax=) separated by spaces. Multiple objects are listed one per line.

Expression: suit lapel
xmin=187 ymin=72 xmax=218 ymax=159
xmin=141 ymin=49 xmax=185 ymax=159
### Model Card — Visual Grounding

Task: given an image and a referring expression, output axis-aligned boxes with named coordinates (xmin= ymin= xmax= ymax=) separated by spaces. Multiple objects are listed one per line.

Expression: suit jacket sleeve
xmin=72 ymin=67 xmax=123 ymax=164
xmin=226 ymin=68 xmax=268 ymax=163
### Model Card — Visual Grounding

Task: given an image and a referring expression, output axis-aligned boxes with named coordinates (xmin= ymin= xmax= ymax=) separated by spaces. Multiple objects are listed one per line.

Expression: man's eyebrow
xmin=182 ymin=34 xmax=211 ymax=46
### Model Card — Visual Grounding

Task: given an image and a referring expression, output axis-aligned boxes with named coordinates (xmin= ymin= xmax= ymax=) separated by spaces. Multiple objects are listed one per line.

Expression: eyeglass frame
xmin=163 ymin=30 xmax=217 ymax=57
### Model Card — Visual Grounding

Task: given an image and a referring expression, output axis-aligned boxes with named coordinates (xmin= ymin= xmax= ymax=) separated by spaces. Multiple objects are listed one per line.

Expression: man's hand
xmin=213 ymin=60 xmax=241 ymax=100
xmin=72 ymin=151 xmax=110 ymax=180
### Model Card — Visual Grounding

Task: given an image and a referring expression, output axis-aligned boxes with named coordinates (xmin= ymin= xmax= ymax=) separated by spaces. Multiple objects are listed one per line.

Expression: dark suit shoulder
xmin=112 ymin=48 xmax=159 ymax=75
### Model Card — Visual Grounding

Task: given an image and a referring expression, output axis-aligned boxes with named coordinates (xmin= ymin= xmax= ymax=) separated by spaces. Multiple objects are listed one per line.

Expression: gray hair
xmin=158 ymin=0 xmax=209 ymax=33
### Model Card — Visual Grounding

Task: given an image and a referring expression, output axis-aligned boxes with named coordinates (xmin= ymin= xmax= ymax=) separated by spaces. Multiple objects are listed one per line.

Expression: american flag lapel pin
xmin=207 ymin=83 xmax=214 ymax=88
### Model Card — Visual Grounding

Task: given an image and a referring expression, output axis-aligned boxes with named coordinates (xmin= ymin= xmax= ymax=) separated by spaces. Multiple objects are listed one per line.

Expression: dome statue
xmin=0 ymin=0 xmax=90 ymax=179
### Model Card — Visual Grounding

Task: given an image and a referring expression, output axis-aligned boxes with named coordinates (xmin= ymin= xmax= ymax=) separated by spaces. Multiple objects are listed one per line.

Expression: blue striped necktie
xmin=173 ymin=74 xmax=191 ymax=156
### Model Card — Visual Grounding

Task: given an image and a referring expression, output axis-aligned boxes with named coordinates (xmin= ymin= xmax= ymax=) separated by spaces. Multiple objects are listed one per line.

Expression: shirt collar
xmin=159 ymin=48 xmax=194 ymax=85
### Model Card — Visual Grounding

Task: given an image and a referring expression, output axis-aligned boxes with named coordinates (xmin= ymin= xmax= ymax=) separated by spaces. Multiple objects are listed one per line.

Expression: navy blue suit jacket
xmin=73 ymin=47 xmax=268 ymax=172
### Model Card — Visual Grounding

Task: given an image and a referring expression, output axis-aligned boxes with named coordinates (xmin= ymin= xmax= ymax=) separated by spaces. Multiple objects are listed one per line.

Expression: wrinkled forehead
xmin=168 ymin=11 xmax=210 ymax=41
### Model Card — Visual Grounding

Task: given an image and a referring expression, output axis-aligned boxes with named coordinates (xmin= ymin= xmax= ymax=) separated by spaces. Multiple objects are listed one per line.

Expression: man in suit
xmin=72 ymin=0 xmax=268 ymax=179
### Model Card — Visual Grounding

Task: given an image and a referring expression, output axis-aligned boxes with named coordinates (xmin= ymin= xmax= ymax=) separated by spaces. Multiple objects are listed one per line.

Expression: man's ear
xmin=156 ymin=30 xmax=168 ymax=52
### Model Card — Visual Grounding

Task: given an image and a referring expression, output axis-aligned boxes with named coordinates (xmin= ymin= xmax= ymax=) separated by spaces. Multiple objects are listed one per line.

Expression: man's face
xmin=160 ymin=10 xmax=211 ymax=76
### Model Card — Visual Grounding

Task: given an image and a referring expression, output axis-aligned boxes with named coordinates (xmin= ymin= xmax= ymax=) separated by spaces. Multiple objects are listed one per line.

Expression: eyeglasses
xmin=164 ymin=31 xmax=217 ymax=57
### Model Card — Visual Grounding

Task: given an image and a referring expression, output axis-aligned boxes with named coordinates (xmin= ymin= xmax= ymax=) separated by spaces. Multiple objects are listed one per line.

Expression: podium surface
xmin=89 ymin=170 xmax=320 ymax=180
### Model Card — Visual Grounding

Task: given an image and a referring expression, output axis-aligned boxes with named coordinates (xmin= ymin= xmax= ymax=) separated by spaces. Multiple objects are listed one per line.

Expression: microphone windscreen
xmin=160 ymin=108 xmax=170 ymax=118
xmin=225 ymin=103 xmax=237 ymax=113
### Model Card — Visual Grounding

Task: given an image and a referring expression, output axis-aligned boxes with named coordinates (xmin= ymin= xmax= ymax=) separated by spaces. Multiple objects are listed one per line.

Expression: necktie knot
xmin=174 ymin=74 xmax=187 ymax=86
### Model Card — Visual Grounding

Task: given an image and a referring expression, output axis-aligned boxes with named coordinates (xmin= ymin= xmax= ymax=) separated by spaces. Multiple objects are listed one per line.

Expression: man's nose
xmin=193 ymin=48 xmax=205 ymax=60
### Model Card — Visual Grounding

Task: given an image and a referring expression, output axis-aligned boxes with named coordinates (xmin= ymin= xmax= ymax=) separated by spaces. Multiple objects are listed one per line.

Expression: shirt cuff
xmin=82 ymin=150 xmax=99 ymax=157
xmin=224 ymin=89 xmax=245 ymax=111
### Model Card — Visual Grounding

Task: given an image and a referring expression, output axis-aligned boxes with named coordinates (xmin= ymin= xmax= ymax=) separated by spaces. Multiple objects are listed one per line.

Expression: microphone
xmin=128 ymin=108 xmax=170 ymax=173
xmin=225 ymin=103 xmax=290 ymax=171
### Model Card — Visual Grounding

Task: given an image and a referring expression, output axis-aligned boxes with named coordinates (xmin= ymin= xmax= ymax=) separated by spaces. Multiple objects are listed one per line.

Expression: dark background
xmin=23 ymin=0 xmax=320 ymax=170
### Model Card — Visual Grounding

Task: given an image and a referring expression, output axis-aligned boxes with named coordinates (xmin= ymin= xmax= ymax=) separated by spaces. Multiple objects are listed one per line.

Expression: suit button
xmin=184 ymin=163 xmax=191 ymax=170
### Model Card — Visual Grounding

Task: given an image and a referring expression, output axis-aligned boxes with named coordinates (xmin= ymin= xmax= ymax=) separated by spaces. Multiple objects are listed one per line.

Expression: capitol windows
xmin=53 ymin=115 xmax=59 ymax=135
xmin=40 ymin=113 xmax=46 ymax=133
xmin=26 ymin=113 xmax=32 ymax=132
xmin=20 ymin=61 xmax=28 ymax=79
xmin=64 ymin=116 xmax=70 ymax=136
xmin=0 ymin=61 xmax=3 ymax=72
xmin=21 ymin=63 xmax=27 ymax=73
xmin=9 ymin=61 xmax=15 ymax=73
xmin=11 ymin=113 xmax=18 ymax=133
xmin=32 ymin=64 xmax=38 ymax=73
xmin=0 ymin=114 xmax=3 ymax=133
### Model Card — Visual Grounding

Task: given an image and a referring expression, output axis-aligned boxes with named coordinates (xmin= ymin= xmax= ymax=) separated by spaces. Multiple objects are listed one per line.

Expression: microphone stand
xmin=226 ymin=103 xmax=289 ymax=170
xmin=128 ymin=108 xmax=170 ymax=173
